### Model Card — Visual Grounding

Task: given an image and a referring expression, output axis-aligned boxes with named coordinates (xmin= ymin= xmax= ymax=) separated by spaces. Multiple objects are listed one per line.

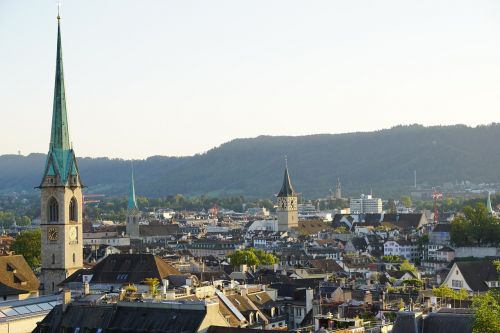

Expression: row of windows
xmin=190 ymin=243 xmax=236 ymax=249
xmin=47 ymin=197 xmax=78 ymax=222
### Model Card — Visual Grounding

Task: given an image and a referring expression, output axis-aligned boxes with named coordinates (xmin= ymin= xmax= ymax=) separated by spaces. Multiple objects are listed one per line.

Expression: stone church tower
xmin=126 ymin=168 xmax=141 ymax=239
xmin=39 ymin=15 xmax=83 ymax=294
xmin=276 ymin=165 xmax=299 ymax=231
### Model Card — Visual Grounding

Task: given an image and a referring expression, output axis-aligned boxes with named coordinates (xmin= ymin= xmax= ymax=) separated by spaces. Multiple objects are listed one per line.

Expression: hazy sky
xmin=1 ymin=1 xmax=499 ymax=159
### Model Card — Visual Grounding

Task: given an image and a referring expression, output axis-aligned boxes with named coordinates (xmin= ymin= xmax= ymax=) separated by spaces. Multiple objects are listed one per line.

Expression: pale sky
xmin=1 ymin=1 xmax=499 ymax=159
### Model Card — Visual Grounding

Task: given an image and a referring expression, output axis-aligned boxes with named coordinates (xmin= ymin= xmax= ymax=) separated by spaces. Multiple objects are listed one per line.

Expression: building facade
xmin=349 ymin=194 xmax=382 ymax=214
xmin=383 ymin=240 xmax=419 ymax=261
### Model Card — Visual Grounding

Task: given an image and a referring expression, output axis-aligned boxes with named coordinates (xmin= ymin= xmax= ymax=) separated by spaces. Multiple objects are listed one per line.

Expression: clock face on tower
xmin=48 ymin=227 xmax=59 ymax=241
xmin=69 ymin=226 xmax=77 ymax=242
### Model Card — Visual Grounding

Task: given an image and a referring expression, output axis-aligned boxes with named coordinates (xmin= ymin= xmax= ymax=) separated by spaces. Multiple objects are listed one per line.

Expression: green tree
xmin=16 ymin=215 xmax=32 ymax=226
xmin=11 ymin=229 xmax=41 ymax=268
xmin=228 ymin=249 xmax=259 ymax=267
xmin=254 ymin=249 xmax=278 ymax=265
xmin=471 ymin=292 xmax=500 ymax=333
xmin=451 ymin=203 xmax=500 ymax=246
xmin=433 ymin=285 xmax=455 ymax=299
xmin=400 ymin=260 xmax=417 ymax=274
xmin=400 ymin=196 xmax=412 ymax=208
xmin=386 ymin=199 xmax=397 ymax=213
xmin=228 ymin=248 xmax=277 ymax=267
xmin=381 ymin=255 xmax=402 ymax=263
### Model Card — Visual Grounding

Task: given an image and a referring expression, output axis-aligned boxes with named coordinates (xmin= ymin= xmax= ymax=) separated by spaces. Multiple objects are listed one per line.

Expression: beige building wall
xmin=0 ymin=313 xmax=48 ymax=333
xmin=197 ymin=302 xmax=231 ymax=333
xmin=277 ymin=196 xmax=298 ymax=231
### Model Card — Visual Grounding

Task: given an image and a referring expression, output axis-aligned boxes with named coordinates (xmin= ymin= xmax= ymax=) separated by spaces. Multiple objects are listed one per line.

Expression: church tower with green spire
xmin=39 ymin=14 xmax=83 ymax=294
xmin=276 ymin=162 xmax=298 ymax=231
xmin=126 ymin=167 xmax=141 ymax=239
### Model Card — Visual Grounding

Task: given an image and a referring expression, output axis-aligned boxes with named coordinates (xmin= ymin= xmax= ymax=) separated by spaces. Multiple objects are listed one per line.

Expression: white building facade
xmin=384 ymin=240 xmax=420 ymax=261
xmin=350 ymin=194 xmax=382 ymax=214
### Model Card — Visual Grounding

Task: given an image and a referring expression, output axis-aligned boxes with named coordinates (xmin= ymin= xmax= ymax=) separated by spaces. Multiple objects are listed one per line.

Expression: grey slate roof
xmin=422 ymin=313 xmax=472 ymax=333
xmin=277 ymin=167 xmax=296 ymax=197
xmin=61 ymin=253 xmax=180 ymax=286
xmin=33 ymin=303 xmax=206 ymax=333
xmin=455 ymin=260 xmax=499 ymax=292
xmin=392 ymin=311 xmax=473 ymax=333
xmin=392 ymin=312 xmax=423 ymax=333
xmin=431 ymin=223 xmax=452 ymax=233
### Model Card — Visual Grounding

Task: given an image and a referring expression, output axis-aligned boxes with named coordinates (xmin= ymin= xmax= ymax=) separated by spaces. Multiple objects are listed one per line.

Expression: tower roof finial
xmin=57 ymin=1 xmax=61 ymax=21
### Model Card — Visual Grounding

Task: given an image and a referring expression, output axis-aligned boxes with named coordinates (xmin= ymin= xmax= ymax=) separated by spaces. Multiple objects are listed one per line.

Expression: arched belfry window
xmin=69 ymin=197 xmax=78 ymax=222
xmin=48 ymin=198 xmax=59 ymax=222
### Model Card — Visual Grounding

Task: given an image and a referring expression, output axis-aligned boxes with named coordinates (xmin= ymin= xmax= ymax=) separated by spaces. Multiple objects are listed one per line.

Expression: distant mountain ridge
xmin=1 ymin=124 xmax=499 ymax=199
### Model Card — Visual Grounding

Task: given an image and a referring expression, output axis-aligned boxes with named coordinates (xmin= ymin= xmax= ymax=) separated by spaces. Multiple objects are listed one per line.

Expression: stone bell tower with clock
xmin=39 ymin=14 xmax=83 ymax=294
xmin=276 ymin=163 xmax=299 ymax=231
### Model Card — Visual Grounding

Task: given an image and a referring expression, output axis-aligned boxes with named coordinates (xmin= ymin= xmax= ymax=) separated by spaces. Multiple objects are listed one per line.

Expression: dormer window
xmin=6 ymin=263 xmax=15 ymax=273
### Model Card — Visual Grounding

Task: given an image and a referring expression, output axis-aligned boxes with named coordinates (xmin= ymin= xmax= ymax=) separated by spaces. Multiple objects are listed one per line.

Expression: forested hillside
xmin=1 ymin=124 xmax=499 ymax=199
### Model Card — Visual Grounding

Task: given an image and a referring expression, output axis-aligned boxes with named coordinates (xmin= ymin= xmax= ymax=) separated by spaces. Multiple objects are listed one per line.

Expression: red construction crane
xmin=432 ymin=189 xmax=442 ymax=223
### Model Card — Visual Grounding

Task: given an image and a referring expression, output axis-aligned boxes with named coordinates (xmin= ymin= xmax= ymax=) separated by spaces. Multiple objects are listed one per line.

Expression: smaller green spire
xmin=128 ymin=165 xmax=138 ymax=211
xmin=486 ymin=191 xmax=494 ymax=215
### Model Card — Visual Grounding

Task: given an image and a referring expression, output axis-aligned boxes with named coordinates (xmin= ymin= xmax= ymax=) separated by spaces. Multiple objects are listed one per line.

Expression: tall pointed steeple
xmin=128 ymin=165 xmax=138 ymax=211
xmin=50 ymin=15 xmax=70 ymax=151
xmin=278 ymin=164 xmax=296 ymax=197
xmin=41 ymin=13 xmax=79 ymax=186
xmin=486 ymin=191 xmax=494 ymax=215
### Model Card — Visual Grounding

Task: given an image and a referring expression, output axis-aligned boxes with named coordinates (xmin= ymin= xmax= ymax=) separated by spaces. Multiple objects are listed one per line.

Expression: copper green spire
xmin=40 ymin=13 xmax=80 ymax=187
xmin=486 ymin=191 xmax=494 ymax=215
xmin=49 ymin=15 xmax=70 ymax=151
xmin=128 ymin=165 xmax=138 ymax=211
